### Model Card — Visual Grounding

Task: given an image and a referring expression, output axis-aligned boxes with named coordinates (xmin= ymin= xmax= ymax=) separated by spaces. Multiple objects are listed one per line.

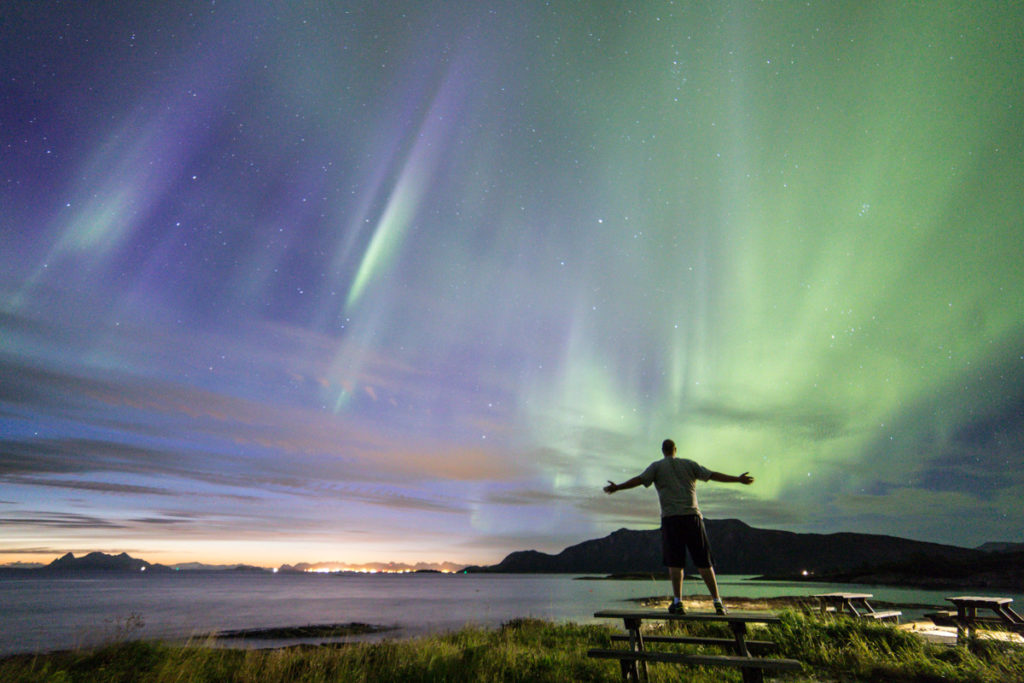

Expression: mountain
xmin=42 ymin=552 xmax=170 ymax=573
xmin=976 ymin=541 xmax=1024 ymax=553
xmin=170 ymin=562 xmax=239 ymax=571
xmin=782 ymin=548 xmax=1024 ymax=590
xmin=170 ymin=562 xmax=272 ymax=571
xmin=465 ymin=519 xmax=980 ymax=577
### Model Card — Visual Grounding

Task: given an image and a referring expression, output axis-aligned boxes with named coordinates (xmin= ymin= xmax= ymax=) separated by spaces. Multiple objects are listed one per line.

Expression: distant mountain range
xmin=19 ymin=552 xmax=272 ymax=573
xmin=780 ymin=548 xmax=1024 ymax=590
xmin=7 ymin=522 xmax=1022 ymax=590
xmin=171 ymin=562 xmax=270 ymax=572
xmin=464 ymin=519 xmax=1022 ymax=590
xmin=976 ymin=541 xmax=1024 ymax=553
xmin=465 ymin=519 xmax=974 ymax=574
xmin=42 ymin=551 xmax=171 ymax=573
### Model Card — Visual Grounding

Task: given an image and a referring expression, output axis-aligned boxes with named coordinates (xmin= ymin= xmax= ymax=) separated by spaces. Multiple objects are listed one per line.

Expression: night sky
xmin=2 ymin=2 xmax=1023 ymax=568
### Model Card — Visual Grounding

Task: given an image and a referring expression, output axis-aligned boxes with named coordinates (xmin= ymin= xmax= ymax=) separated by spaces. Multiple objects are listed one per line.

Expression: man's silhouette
xmin=604 ymin=438 xmax=754 ymax=614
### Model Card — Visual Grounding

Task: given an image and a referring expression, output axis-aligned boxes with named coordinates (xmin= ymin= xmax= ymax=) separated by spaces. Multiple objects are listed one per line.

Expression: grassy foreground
xmin=3 ymin=612 xmax=1023 ymax=683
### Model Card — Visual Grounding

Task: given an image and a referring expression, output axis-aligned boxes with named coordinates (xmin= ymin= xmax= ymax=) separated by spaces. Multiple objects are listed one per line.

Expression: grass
xmin=2 ymin=612 xmax=1023 ymax=682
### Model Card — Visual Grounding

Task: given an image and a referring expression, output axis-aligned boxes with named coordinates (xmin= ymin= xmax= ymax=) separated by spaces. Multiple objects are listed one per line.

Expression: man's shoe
xmin=668 ymin=601 xmax=686 ymax=615
xmin=714 ymin=601 xmax=728 ymax=615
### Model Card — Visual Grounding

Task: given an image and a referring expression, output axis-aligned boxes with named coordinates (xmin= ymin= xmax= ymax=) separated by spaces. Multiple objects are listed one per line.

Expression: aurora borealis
xmin=2 ymin=1 xmax=1023 ymax=567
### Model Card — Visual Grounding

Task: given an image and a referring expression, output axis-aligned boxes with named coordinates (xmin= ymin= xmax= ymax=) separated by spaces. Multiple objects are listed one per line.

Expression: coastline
xmin=753 ymin=572 xmax=1024 ymax=592
xmin=3 ymin=610 xmax=1023 ymax=683
xmin=4 ymin=571 xmax=1021 ymax=660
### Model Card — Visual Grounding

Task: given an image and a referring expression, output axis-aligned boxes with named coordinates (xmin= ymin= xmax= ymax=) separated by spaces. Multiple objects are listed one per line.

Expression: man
xmin=603 ymin=438 xmax=754 ymax=615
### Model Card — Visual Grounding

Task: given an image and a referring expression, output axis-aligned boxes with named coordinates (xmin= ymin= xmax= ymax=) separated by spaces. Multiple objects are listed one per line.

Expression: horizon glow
xmin=2 ymin=1 xmax=1023 ymax=567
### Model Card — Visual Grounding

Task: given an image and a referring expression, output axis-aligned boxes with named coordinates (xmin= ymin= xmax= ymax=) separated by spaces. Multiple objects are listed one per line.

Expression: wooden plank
xmin=610 ymin=634 xmax=777 ymax=650
xmin=948 ymin=596 xmax=1013 ymax=605
xmin=594 ymin=609 xmax=781 ymax=624
xmin=814 ymin=592 xmax=873 ymax=599
xmin=588 ymin=649 xmax=802 ymax=671
xmin=999 ymin=605 xmax=1024 ymax=624
xmin=861 ymin=610 xmax=901 ymax=621
xmin=937 ymin=615 xmax=1008 ymax=627
xmin=925 ymin=611 xmax=958 ymax=627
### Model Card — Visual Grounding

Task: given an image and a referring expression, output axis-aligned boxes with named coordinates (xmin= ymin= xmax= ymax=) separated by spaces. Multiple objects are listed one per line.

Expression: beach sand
xmin=636 ymin=594 xmax=1024 ymax=646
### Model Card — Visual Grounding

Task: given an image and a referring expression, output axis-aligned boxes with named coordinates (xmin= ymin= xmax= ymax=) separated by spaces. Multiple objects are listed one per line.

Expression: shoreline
xmin=751 ymin=572 xmax=1024 ymax=592
xmin=4 ymin=573 xmax=1020 ymax=661
xmin=3 ymin=612 xmax=1023 ymax=683
xmin=577 ymin=570 xmax=1024 ymax=593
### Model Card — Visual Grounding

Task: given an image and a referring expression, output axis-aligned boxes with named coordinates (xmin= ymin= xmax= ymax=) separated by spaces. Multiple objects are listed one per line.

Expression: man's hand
xmin=738 ymin=472 xmax=754 ymax=485
xmin=605 ymin=475 xmax=642 ymax=493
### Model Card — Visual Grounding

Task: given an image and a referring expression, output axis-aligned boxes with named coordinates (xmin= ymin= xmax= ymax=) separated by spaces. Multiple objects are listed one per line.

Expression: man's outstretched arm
xmin=709 ymin=471 xmax=754 ymax=485
xmin=604 ymin=476 xmax=644 ymax=494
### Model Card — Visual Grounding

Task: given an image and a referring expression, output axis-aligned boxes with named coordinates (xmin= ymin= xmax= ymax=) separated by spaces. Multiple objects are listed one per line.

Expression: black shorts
xmin=661 ymin=514 xmax=714 ymax=569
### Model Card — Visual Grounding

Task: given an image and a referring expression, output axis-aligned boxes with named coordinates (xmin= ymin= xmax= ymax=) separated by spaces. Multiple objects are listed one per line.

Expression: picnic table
xmin=813 ymin=592 xmax=901 ymax=621
xmin=931 ymin=596 xmax=1024 ymax=639
xmin=589 ymin=609 xmax=802 ymax=683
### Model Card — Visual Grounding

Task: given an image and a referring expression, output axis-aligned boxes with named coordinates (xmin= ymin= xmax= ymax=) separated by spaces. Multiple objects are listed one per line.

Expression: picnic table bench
xmin=813 ymin=592 xmax=901 ymax=621
xmin=927 ymin=596 xmax=1024 ymax=639
xmin=589 ymin=609 xmax=802 ymax=683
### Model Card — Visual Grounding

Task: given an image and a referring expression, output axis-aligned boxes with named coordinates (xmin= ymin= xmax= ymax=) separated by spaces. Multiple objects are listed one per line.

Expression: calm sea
xmin=2 ymin=571 xmax=1021 ymax=656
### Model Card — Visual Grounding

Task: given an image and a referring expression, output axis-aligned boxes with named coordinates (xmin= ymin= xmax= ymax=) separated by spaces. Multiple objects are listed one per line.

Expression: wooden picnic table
xmin=589 ymin=609 xmax=802 ymax=683
xmin=813 ymin=592 xmax=901 ymax=621
xmin=943 ymin=596 xmax=1024 ymax=639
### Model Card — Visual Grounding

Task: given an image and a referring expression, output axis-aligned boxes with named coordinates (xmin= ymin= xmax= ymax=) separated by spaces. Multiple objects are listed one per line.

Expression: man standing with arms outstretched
xmin=603 ymin=438 xmax=754 ymax=615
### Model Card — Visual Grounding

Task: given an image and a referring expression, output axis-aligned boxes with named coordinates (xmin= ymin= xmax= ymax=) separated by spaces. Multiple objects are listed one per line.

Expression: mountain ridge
xmin=463 ymin=519 xmax=1007 ymax=585
xmin=42 ymin=551 xmax=171 ymax=573
xmin=6 ymin=523 xmax=1021 ymax=588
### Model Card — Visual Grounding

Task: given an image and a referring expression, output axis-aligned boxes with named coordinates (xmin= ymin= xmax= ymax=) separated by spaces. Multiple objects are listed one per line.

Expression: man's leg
xmin=669 ymin=566 xmax=683 ymax=599
xmin=687 ymin=516 xmax=724 ymax=611
xmin=697 ymin=566 xmax=720 ymax=602
xmin=662 ymin=517 xmax=687 ymax=609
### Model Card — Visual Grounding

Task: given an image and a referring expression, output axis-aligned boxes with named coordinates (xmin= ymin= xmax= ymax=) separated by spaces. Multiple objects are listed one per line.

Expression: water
xmin=2 ymin=571 xmax=1021 ymax=656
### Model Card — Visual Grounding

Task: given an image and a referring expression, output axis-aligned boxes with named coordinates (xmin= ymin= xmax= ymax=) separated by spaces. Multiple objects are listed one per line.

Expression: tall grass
xmin=0 ymin=619 xmax=616 ymax=683
xmin=2 ymin=612 xmax=1022 ymax=683
xmin=765 ymin=611 xmax=1024 ymax=683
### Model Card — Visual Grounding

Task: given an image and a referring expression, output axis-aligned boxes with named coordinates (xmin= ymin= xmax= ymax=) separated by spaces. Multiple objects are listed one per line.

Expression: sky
xmin=2 ymin=1 xmax=1023 ymax=569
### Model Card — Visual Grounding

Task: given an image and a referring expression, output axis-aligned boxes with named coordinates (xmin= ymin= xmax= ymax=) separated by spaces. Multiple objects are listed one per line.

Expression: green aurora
xmin=1 ymin=1 xmax=1022 ymax=565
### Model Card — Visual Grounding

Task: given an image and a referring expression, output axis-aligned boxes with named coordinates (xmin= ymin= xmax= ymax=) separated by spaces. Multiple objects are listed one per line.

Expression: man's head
xmin=661 ymin=439 xmax=676 ymax=456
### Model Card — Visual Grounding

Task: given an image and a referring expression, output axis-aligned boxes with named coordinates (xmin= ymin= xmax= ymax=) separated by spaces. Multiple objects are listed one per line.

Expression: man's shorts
xmin=661 ymin=514 xmax=714 ymax=569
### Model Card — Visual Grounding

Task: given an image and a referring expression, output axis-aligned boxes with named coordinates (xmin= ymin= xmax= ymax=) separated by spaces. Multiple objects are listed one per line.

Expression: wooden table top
xmin=593 ymin=609 xmax=782 ymax=624
xmin=947 ymin=596 xmax=1013 ymax=605
xmin=813 ymin=592 xmax=873 ymax=599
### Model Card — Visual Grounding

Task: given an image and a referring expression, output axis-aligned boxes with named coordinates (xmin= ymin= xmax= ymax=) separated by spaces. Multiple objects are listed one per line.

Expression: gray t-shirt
xmin=639 ymin=456 xmax=712 ymax=517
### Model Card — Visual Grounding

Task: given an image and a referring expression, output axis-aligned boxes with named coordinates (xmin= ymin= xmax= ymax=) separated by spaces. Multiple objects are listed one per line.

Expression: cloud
xmin=484 ymin=488 xmax=571 ymax=507
xmin=454 ymin=530 xmax=607 ymax=557
xmin=0 ymin=435 xmax=217 ymax=486
xmin=698 ymin=488 xmax=806 ymax=527
xmin=1 ymin=310 xmax=529 ymax=492
xmin=574 ymin=491 xmax=661 ymax=528
xmin=686 ymin=399 xmax=850 ymax=443
xmin=0 ymin=547 xmax=66 ymax=555
xmin=326 ymin=484 xmax=467 ymax=514
xmin=825 ymin=487 xmax=997 ymax=545
xmin=0 ymin=511 xmax=125 ymax=529
xmin=0 ymin=546 xmax=147 ymax=557
xmin=1 ymin=359 xmax=524 ymax=536
xmin=130 ymin=516 xmax=196 ymax=526
xmin=1 ymin=476 xmax=175 ymax=497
